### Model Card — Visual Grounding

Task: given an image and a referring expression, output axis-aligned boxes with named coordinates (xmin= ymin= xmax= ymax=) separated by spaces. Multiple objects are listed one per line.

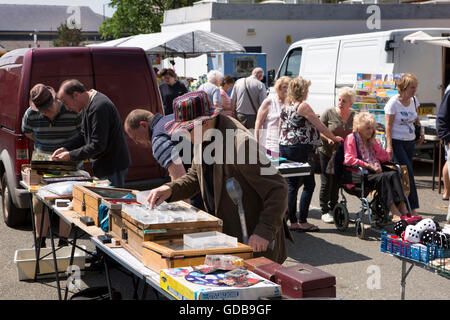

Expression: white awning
xmin=88 ymin=30 xmax=246 ymax=57
xmin=403 ymin=31 xmax=450 ymax=48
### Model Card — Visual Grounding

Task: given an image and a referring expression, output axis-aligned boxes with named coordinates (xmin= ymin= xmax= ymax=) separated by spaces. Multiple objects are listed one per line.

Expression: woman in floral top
xmin=279 ymin=77 xmax=343 ymax=232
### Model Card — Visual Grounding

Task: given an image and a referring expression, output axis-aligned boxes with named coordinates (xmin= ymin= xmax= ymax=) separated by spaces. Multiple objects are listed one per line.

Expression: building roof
xmin=0 ymin=4 xmax=104 ymax=33
xmin=163 ymin=2 xmax=450 ymax=25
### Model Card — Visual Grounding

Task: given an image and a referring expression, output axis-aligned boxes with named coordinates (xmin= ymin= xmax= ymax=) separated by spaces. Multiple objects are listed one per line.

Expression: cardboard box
xmin=142 ymin=238 xmax=253 ymax=272
xmin=21 ymin=164 xmax=42 ymax=186
xmin=160 ymin=267 xmax=281 ymax=300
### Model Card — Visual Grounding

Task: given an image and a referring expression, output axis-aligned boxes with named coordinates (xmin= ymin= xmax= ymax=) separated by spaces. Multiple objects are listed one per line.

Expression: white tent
xmin=403 ymin=30 xmax=450 ymax=48
xmin=88 ymin=29 xmax=246 ymax=57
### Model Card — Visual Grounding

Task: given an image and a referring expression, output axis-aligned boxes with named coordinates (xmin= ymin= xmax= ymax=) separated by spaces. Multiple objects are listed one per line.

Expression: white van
xmin=269 ymin=28 xmax=450 ymax=116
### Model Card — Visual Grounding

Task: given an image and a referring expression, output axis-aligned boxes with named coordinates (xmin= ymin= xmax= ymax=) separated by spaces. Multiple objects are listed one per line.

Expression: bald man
xmin=230 ymin=67 xmax=267 ymax=130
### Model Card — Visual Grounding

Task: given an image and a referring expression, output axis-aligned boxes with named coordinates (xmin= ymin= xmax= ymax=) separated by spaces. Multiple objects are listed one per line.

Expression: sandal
xmin=295 ymin=223 xmax=320 ymax=233
xmin=401 ymin=215 xmax=422 ymax=224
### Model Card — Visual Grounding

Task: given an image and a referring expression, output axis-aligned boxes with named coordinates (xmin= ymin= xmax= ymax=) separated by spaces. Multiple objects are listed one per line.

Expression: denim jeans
xmin=392 ymin=139 xmax=419 ymax=210
xmin=279 ymin=144 xmax=316 ymax=224
xmin=446 ymin=144 xmax=450 ymax=222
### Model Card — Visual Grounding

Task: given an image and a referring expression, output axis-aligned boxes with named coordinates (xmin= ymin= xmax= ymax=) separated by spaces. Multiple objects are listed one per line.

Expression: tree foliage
xmin=53 ymin=21 xmax=86 ymax=47
xmin=99 ymin=0 xmax=195 ymax=40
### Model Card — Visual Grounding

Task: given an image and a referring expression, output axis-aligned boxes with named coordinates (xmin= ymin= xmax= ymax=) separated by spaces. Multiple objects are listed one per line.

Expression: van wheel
xmin=1 ymin=174 xmax=28 ymax=227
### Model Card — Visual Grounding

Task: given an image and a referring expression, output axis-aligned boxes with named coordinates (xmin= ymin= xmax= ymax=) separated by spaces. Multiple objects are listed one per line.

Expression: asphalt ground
xmin=0 ymin=161 xmax=450 ymax=301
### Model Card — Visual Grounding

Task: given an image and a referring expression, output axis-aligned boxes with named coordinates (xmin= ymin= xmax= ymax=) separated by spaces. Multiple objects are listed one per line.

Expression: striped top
xmin=21 ymin=104 xmax=82 ymax=153
xmin=149 ymin=113 xmax=180 ymax=169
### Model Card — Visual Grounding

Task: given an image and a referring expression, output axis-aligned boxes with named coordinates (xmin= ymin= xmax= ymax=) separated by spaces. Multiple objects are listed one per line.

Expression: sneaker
xmin=321 ymin=213 xmax=334 ymax=224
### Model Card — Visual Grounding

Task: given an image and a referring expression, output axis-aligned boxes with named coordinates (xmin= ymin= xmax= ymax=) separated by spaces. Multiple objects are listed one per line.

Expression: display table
xmin=20 ymin=180 xmax=172 ymax=300
xmin=413 ymin=135 xmax=443 ymax=192
xmin=91 ymin=237 xmax=174 ymax=300
xmin=391 ymin=254 xmax=449 ymax=300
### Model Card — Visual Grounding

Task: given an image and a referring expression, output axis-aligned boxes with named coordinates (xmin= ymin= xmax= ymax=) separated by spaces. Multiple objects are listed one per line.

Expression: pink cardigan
xmin=343 ymin=133 xmax=390 ymax=171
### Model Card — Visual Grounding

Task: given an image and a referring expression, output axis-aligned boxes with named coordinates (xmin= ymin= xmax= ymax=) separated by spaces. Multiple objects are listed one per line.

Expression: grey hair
xmin=207 ymin=70 xmax=223 ymax=84
xmin=338 ymin=87 xmax=356 ymax=104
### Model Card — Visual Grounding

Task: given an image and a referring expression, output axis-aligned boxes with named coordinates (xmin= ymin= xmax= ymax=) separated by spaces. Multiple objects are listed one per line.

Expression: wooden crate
xmin=109 ymin=201 xmax=223 ymax=260
xmin=72 ymin=185 xmax=136 ymax=226
xmin=142 ymin=238 xmax=253 ymax=272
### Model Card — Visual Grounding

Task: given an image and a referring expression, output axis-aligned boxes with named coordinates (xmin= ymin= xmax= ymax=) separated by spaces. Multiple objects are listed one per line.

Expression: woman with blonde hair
xmin=344 ymin=112 xmax=417 ymax=223
xmin=255 ymin=76 xmax=291 ymax=156
xmin=279 ymin=76 xmax=343 ymax=232
xmin=318 ymin=87 xmax=356 ymax=223
xmin=385 ymin=73 xmax=423 ymax=215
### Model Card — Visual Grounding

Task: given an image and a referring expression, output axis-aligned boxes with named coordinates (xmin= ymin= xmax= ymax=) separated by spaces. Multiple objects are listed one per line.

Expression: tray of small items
xmin=109 ymin=201 xmax=224 ymax=260
xmin=142 ymin=232 xmax=252 ymax=272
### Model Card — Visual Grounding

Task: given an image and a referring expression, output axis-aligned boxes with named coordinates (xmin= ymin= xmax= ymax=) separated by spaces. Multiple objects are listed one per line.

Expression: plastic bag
xmin=40 ymin=181 xmax=87 ymax=196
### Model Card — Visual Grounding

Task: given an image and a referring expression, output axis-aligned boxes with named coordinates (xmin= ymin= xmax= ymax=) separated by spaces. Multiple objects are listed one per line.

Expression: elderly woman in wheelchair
xmin=333 ymin=112 xmax=421 ymax=238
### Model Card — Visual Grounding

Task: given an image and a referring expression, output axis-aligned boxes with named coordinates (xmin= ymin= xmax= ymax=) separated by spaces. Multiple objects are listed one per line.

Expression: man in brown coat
xmin=147 ymin=91 xmax=290 ymax=263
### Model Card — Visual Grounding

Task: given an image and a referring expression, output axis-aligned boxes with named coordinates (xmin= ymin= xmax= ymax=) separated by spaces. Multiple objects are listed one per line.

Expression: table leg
xmin=29 ymin=193 xmax=38 ymax=279
xmin=64 ymin=226 xmax=78 ymax=300
xmin=47 ymin=206 xmax=62 ymax=301
xmin=34 ymin=197 xmax=46 ymax=280
xmin=432 ymin=142 xmax=437 ymax=191
xmin=132 ymin=276 xmax=139 ymax=300
xmin=102 ymin=254 xmax=113 ymax=300
xmin=141 ymin=281 xmax=148 ymax=300
xmin=400 ymin=260 xmax=414 ymax=300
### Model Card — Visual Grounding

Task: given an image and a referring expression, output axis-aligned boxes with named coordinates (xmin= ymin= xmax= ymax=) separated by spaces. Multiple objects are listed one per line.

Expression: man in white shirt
xmin=230 ymin=67 xmax=267 ymax=130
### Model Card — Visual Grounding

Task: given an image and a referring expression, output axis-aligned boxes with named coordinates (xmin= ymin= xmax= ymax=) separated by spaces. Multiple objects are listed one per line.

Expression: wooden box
xmin=274 ymin=264 xmax=336 ymax=299
xmin=21 ymin=164 xmax=42 ymax=186
xmin=110 ymin=201 xmax=223 ymax=260
xmin=244 ymin=257 xmax=278 ymax=272
xmin=72 ymin=185 xmax=136 ymax=226
xmin=142 ymin=238 xmax=253 ymax=272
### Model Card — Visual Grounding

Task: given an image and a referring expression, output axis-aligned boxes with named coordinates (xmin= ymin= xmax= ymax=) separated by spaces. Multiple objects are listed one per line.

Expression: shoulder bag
xmin=244 ymin=77 xmax=259 ymax=115
xmin=413 ymin=97 xmax=422 ymax=141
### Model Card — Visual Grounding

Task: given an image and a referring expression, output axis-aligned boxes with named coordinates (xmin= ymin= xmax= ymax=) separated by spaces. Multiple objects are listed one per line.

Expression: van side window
xmin=278 ymin=48 xmax=302 ymax=78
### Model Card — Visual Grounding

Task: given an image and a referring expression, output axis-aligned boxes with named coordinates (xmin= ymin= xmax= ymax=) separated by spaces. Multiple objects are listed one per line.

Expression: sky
xmin=1 ymin=0 xmax=117 ymax=18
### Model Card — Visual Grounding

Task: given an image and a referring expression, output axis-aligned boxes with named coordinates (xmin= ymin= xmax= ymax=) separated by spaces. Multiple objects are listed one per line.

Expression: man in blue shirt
xmin=22 ymin=83 xmax=82 ymax=248
xmin=436 ymin=84 xmax=450 ymax=223
xmin=124 ymin=109 xmax=205 ymax=210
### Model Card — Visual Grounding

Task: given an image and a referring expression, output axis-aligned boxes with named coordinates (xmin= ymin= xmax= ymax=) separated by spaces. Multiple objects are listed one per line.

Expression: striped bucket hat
xmin=164 ymin=90 xmax=221 ymax=135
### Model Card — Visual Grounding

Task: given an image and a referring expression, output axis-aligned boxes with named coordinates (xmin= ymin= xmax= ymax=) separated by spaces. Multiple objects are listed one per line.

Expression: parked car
xmin=0 ymin=47 xmax=168 ymax=227
xmin=268 ymin=28 xmax=450 ymax=116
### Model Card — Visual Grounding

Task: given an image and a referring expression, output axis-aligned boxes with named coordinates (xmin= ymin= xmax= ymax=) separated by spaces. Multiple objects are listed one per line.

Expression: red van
xmin=0 ymin=47 xmax=168 ymax=227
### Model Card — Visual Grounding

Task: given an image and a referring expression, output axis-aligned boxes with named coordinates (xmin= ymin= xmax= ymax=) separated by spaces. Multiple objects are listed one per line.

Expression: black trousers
xmin=318 ymin=151 xmax=339 ymax=214
xmin=366 ymin=170 xmax=406 ymax=209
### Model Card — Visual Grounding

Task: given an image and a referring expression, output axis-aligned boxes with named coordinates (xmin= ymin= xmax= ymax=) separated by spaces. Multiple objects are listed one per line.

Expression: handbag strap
xmin=244 ymin=77 xmax=258 ymax=114
xmin=413 ymin=96 xmax=421 ymax=126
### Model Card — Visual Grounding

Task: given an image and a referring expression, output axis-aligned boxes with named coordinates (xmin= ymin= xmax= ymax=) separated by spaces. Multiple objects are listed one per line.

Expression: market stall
xmin=16 ymin=156 xmax=338 ymax=301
